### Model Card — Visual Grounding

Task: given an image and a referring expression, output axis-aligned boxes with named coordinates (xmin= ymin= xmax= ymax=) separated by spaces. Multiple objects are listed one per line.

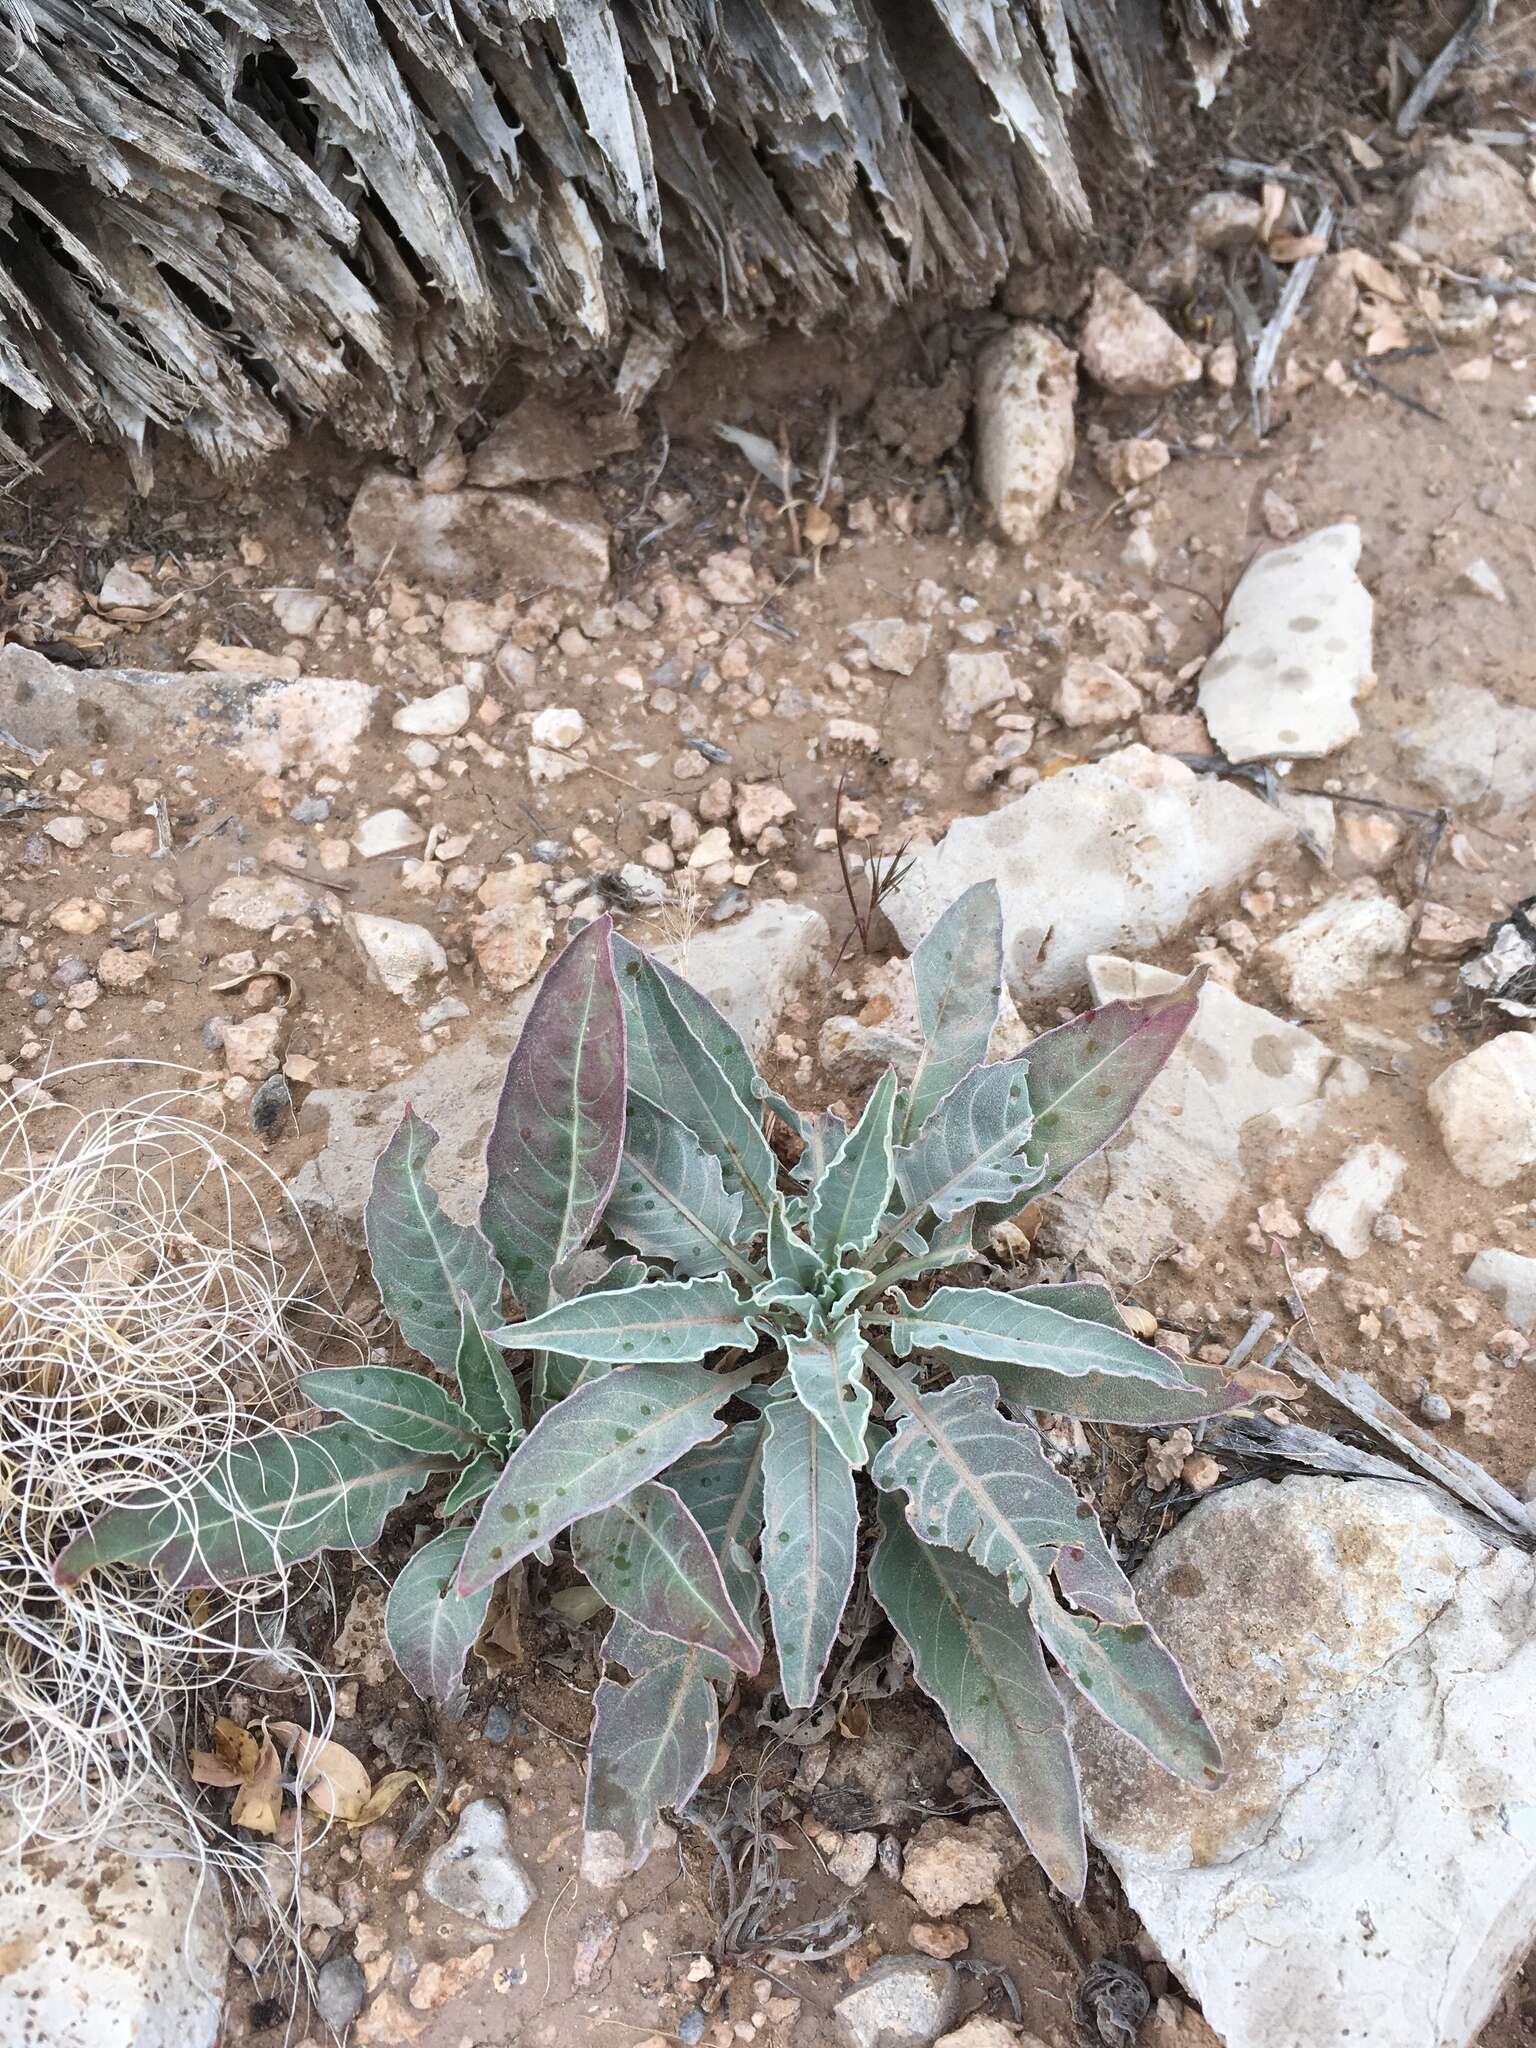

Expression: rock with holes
xmin=1397 ymin=685 xmax=1536 ymax=814
xmin=883 ymin=746 xmax=1295 ymax=1002
xmin=1197 ymin=524 xmax=1374 ymax=762
xmin=1261 ymin=886 xmax=1412 ymax=1012
xmin=1039 ymin=955 xmax=1368 ymax=1281
xmin=972 ymin=323 xmax=1078 ymax=546
xmin=1077 ymin=1474 xmax=1536 ymax=2048
xmin=0 ymin=1833 xmax=225 ymax=2048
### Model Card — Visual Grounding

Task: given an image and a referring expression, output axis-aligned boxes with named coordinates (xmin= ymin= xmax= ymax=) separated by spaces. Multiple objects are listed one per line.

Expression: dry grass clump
xmin=0 ymin=1064 xmax=356 ymax=1936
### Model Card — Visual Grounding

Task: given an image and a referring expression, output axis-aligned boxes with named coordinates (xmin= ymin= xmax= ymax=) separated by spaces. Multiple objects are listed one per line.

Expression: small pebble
xmin=1419 ymin=1390 xmax=1453 ymax=1425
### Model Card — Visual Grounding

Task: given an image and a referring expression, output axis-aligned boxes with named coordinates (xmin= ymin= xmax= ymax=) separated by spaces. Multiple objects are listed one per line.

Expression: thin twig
xmin=1396 ymin=0 xmax=1497 ymax=138
xmin=1350 ymin=359 xmax=1446 ymax=422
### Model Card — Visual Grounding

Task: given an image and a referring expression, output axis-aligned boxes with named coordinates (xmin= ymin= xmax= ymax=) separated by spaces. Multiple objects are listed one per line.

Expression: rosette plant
xmin=58 ymin=882 xmax=1235 ymax=1894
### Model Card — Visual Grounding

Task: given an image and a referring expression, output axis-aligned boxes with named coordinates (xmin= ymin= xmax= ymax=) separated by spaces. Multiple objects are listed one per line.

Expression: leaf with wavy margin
xmin=784 ymin=1316 xmax=872 ymax=1468
xmin=300 ymin=1365 xmax=485 ymax=1458
xmin=496 ymin=1275 xmax=756 ymax=1365
xmin=809 ymin=1069 xmax=898 ymax=1260
xmin=888 ymin=1059 xmax=1042 ymax=1238
xmin=365 ymin=1109 xmax=505 ymax=1372
xmin=605 ymin=1420 xmax=766 ymax=1682
xmin=583 ymin=1652 xmax=718 ymax=1876
xmin=995 ymin=1283 xmax=1239 ymax=1423
xmin=458 ymin=1359 xmax=754 ymax=1596
xmin=611 ymin=942 xmax=777 ymax=1220
xmin=870 ymin=1495 xmax=1086 ymax=1897
xmin=481 ymin=916 xmax=627 ymax=1313
xmin=54 ymin=1425 xmax=443 ymax=1591
xmin=604 ymin=1097 xmax=748 ymax=1279
xmin=572 ymin=1482 xmax=759 ymax=1672
xmin=452 ymin=1295 xmax=523 ymax=1443
xmin=869 ymin=1367 xmax=1220 ymax=1785
xmin=761 ymin=1393 xmax=858 ymax=1709
xmin=386 ymin=1527 xmax=491 ymax=1703
xmin=888 ymin=1286 xmax=1189 ymax=1388
xmin=898 ymin=881 xmax=1003 ymax=1145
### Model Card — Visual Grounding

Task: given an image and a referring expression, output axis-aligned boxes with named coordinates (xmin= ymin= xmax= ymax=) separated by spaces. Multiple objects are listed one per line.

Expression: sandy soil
xmin=4 ymin=14 xmax=1536 ymax=2048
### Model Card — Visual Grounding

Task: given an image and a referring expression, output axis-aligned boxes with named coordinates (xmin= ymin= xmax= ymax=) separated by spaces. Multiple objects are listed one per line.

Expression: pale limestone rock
xmin=1261 ymin=887 xmax=1412 ymax=1011
xmin=942 ymin=650 xmax=1017 ymax=731
xmin=0 ymin=1835 xmax=224 ymax=2048
xmin=1465 ymin=1249 xmax=1536 ymax=1331
xmin=1079 ymin=270 xmax=1201 ymax=395
xmin=349 ymin=913 xmax=447 ymax=1003
xmin=884 ymin=749 xmax=1295 ymax=1001
xmin=1040 ymin=956 xmax=1368 ymax=1281
xmin=1198 ymin=525 xmax=1374 ymax=763
xmin=1080 ymin=1475 xmax=1536 ymax=2048
xmin=1428 ymin=1035 xmax=1536 ymax=1189
xmin=1305 ymin=1141 xmax=1407 ymax=1259
xmin=972 ymin=324 xmax=1078 ymax=545
xmin=348 ymin=473 xmax=608 ymax=594
xmin=393 ymin=682 xmax=472 ymax=737
xmin=1398 ymin=685 xmax=1536 ymax=813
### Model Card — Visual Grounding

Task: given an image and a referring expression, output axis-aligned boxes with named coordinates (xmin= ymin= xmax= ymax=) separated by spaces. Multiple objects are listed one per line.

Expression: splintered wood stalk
xmin=0 ymin=2 xmax=1261 ymax=478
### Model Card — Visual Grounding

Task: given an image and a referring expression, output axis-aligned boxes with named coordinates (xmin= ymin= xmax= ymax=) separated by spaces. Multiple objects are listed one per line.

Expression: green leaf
xmin=572 ymin=1482 xmax=760 ymax=1672
xmin=870 ymin=1496 xmax=1086 ymax=1898
xmin=442 ymin=1453 xmax=500 ymax=1515
xmin=612 ymin=943 xmax=778 ymax=1221
xmin=605 ymin=1420 xmax=766 ymax=1683
xmin=761 ymin=1394 xmax=858 ymax=1709
xmin=53 ymin=1424 xmax=442 ymax=1592
xmin=614 ymin=935 xmax=762 ymax=1122
xmin=767 ymin=1199 xmax=822 ymax=1292
xmin=784 ymin=1316 xmax=872 ymax=1468
xmin=998 ymin=1284 xmax=1239 ymax=1424
xmin=888 ymin=1286 xmax=1190 ymax=1388
xmin=299 ymin=1366 xmax=485 ymax=1459
xmin=385 ymin=1528 xmax=492 ymax=1704
xmin=889 ymin=1058 xmax=1042 ymax=1236
xmin=809 ymin=1069 xmax=898 ymax=1260
xmin=790 ymin=1109 xmax=847 ymax=1187
xmin=869 ymin=1368 xmax=1220 ymax=1787
xmin=458 ymin=1360 xmax=753 ymax=1596
xmin=1022 ymin=980 xmax=1199 ymax=1203
xmin=453 ymin=1295 xmax=523 ymax=1443
xmin=496 ymin=1275 xmax=756 ymax=1365
xmin=604 ymin=1097 xmax=748 ymax=1279
xmin=584 ymin=1652 xmax=718 ymax=1875
xmin=482 ymin=915 xmax=628 ymax=1312
xmin=365 ymin=1109 xmax=506 ymax=1373
xmin=898 ymin=881 xmax=1003 ymax=1145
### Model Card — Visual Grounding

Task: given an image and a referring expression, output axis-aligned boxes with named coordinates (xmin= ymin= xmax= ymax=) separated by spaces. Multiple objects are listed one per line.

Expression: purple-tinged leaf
xmin=869 ymin=1367 xmax=1221 ymax=1788
xmin=300 ymin=1365 xmax=484 ymax=1458
xmin=1022 ymin=981 xmax=1200 ymax=1203
xmin=458 ymin=1359 xmax=755 ymax=1597
xmin=385 ymin=1527 xmax=491 ymax=1703
xmin=887 ymin=1285 xmax=1190 ymax=1388
xmin=495 ymin=1274 xmax=756 ymax=1365
xmin=583 ymin=1650 xmax=718 ymax=1877
xmin=761 ymin=1394 xmax=858 ymax=1710
xmin=481 ymin=916 xmax=627 ymax=1313
xmin=365 ymin=1109 xmax=504 ymax=1372
xmin=870 ymin=1495 xmax=1087 ymax=1898
xmin=453 ymin=1294 xmax=523 ymax=1443
xmin=572 ymin=1482 xmax=760 ymax=1673
xmin=54 ymin=1424 xmax=443 ymax=1591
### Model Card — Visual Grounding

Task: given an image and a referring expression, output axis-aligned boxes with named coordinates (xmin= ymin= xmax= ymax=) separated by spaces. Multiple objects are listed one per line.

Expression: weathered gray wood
xmin=0 ymin=0 xmax=1264 ymax=476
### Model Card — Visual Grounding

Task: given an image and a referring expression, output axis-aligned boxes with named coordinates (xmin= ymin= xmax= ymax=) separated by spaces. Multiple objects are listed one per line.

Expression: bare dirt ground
xmin=5 ymin=10 xmax=1536 ymax=2048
